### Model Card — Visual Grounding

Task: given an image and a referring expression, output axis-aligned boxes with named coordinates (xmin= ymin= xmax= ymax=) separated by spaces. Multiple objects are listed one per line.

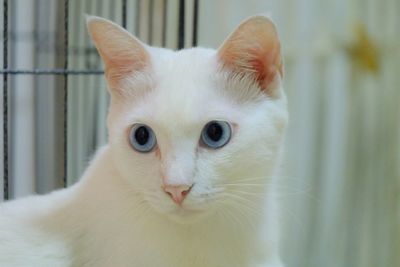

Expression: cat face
xmin=87 ymin=16 xmax=288 ymax=223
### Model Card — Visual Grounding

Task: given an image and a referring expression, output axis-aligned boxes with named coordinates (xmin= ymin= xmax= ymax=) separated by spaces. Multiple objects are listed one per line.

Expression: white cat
xmin=0 ymin=15 xmax=288 ymax=267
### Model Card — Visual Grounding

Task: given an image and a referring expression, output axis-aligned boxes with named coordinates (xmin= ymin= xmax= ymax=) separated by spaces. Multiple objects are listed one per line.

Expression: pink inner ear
xmin=103 ymin=50 xmax=149 ymax=93
xmin=217 ymin=16 xmax=284 ymax=96
xmin=105 ymin=57 xmax=145 ymax=79
xmin=247 ymin=47 xmax=283 ymax=92
xmin=222 ymin=45 xmax=282 ymax=94
xmin=248 ymin=57 xmax=269 ymax=88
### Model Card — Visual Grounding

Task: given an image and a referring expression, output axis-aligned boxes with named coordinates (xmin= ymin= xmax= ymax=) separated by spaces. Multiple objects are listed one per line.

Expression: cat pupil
xmin=135 ymin=126 xmax=149 ymax=145
xmin=207 ymin=123 xmax=223 ymax=141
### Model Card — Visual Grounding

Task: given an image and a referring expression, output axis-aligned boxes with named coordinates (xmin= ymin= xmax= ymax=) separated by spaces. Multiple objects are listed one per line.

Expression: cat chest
xmin=78 ymin=228 xmax=260 ymax=267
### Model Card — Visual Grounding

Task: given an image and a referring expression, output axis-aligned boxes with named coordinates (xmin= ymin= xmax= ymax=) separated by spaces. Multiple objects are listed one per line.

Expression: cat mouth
xmin=167 ymin=207 xmax=209 ymax=224
xmin=172 ymin=206 xmax=203 ymax=216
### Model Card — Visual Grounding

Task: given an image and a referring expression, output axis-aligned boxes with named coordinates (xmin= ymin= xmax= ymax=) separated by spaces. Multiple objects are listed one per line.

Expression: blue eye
xmin=129 ymin=124 xmax=157 ymax=153
xmin=201 ymin=121 xmax=232 ymax=149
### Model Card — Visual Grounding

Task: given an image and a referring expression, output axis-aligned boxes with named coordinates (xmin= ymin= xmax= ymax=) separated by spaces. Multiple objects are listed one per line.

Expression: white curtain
xmin=196 ymin=0 xmax=399 ymax=266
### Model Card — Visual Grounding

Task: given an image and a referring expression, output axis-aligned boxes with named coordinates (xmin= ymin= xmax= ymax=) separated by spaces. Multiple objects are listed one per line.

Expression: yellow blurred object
xmin=348 ymin=24 xmax=380 ymax=74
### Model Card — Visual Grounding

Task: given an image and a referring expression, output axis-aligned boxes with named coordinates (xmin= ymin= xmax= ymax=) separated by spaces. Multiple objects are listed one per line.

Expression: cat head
xmin=87 ymin=15 xmax=288 ymax=224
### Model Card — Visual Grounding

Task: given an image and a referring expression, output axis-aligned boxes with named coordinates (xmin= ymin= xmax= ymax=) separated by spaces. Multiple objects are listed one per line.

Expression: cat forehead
xmin=140 ymin=47 xmax=234 ymax=121
xmin=149 ymin=47 xmax=218 ymax=88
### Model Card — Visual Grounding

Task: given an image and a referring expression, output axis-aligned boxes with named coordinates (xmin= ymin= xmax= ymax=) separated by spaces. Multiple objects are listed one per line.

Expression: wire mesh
xmin=1 ymin=0 xmax=196 ymax=200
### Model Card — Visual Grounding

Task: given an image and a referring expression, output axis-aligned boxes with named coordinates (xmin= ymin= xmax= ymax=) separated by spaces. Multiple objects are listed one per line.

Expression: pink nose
xmin=163 ymin=184 xmax=193 ymax=205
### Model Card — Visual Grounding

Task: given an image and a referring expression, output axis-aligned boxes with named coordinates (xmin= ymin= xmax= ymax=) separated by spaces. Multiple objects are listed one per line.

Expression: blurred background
xmin=0 ymin=0 xmax=399 ymax=266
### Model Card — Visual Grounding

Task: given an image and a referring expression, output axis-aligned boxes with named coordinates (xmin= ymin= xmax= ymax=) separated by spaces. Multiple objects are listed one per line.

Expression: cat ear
xmin=217 ymin=15 xmax=283 ymax=96
xmin=86 ymin=16 xmax=149 ymax=94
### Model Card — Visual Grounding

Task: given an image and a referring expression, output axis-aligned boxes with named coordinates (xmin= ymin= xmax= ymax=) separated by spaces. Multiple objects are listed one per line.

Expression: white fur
xmin=0 ymin=16 xmax=288 ymax=267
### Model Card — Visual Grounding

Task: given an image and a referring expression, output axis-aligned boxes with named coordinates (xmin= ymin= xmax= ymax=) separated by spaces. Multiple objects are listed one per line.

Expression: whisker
xmin=222 ymin=200 xmax=260 ymax=230
xmin=223 ymin=184 xmax=267 ymax=188
xmin=220 ymin=205 xmax=251 ymax=231
xmin=225 ymin=189 xmax=268 ymax=199
xmin=222 ymin=194 xmax=263 ymax=218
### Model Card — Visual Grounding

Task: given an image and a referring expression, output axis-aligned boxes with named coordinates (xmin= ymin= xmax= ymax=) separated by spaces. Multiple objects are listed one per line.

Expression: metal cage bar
xmin=2 ymin=0 xmax=8 ymax=200
xmin=0 ymin=69 xmax=104 ymax=75
xmin=192 ymin=0 xmax=198 ymax=46
xmin=178 ymin=0 xmax=184 ymax=49
xmin=63 ymin=0 xmax=69 ymax=187
xmin=122 ymin=0 xmax=127 ymax=28
xmin=148 ymin=0 xmax=154 ymax=45
xmin=162 ymin=0 xmax=167 ymax=47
